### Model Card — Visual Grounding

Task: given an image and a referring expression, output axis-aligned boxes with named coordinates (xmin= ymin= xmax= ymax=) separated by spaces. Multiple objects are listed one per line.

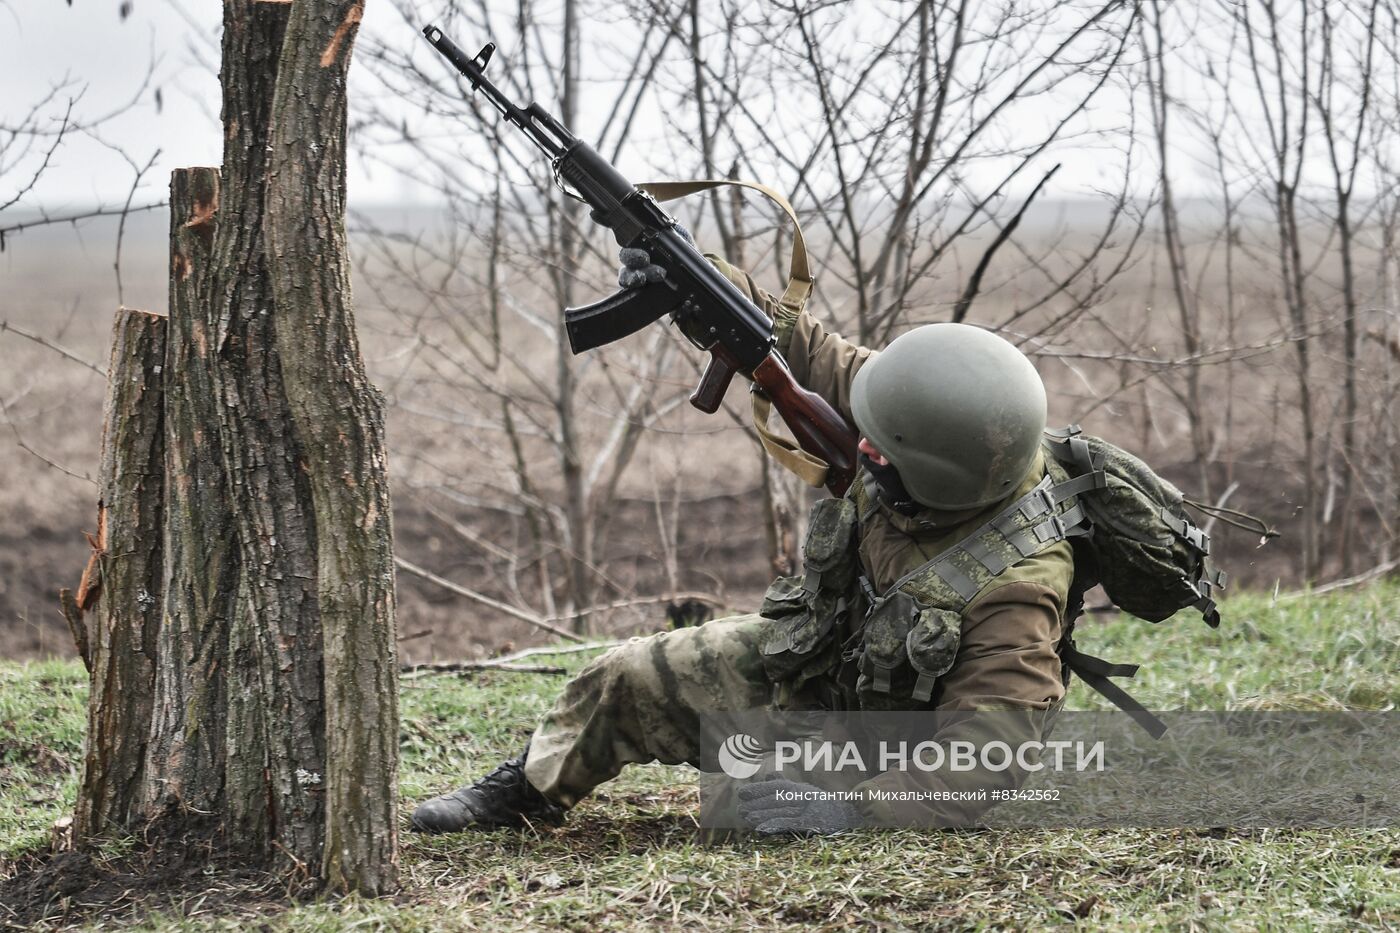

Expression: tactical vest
xmin=757 ymin=426 xmax=1238 ymax=737
xmin=847 ymin=454 xmax=1093 ymax=710
xmin=756 ymin=449 xmax=1084 ymax=710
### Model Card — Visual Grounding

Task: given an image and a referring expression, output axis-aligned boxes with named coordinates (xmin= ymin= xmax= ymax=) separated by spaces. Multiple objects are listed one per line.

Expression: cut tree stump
xmin=73 ymin=308 xmax=167 ymax=841
xmin=66 ymin=0 xmax=399 ymax=896
xmin=265 ymin=0 xmax=399 ymax=893
xmin=204 ymin=0 xmax=325 ymax=871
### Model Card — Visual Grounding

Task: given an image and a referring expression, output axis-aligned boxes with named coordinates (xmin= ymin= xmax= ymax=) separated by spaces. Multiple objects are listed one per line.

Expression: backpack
xmin=1043 ymin=425 xmax=1229 ymax=625
xmin=1039 ymin=425 xmax=1257 ymax=736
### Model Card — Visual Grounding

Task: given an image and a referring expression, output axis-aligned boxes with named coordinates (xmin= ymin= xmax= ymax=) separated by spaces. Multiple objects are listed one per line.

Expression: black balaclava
xmin=859 ymin=453 xmax=923 ymax=517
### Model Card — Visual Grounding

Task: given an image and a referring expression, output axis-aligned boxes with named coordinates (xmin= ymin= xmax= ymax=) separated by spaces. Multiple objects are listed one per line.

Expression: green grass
xmin=0 ymin=659 xmax=88 ymax=858
xmin=3 ymin=583 xmax=1398 ymax=930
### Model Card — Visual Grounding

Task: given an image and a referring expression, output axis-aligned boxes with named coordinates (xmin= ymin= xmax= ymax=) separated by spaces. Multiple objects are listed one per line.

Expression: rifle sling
xmin=637 ymin=179 xmax=812 ymax=313
xmin=640 ymin=178 xmax=829 ymax=489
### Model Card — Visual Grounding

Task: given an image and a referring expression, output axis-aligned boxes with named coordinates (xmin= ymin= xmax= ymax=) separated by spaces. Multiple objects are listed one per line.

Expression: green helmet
xmin=849 ymin=323 xmax=1047 ymax=511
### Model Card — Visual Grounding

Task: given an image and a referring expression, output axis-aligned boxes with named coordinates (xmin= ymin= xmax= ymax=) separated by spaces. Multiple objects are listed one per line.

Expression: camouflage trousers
xmin=525 ymin=615 xmax=806 ymax=807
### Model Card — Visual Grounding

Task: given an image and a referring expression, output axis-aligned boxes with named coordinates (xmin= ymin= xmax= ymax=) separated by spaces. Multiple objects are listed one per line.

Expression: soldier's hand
xmin=615 ymin=224 xmax=694 ymax=289
xmin=617 ymin=247 xmax=667 ymax=288
xmin=736 ymin=779 xmax=861 ymax=836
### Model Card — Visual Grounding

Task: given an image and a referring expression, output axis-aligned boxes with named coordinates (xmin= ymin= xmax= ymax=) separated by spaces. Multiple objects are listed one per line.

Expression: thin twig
xmin=540 ymin=591 xmax=725 ymax=626
xmin=394 ymin=556 xmax=584 ymax=642
xmin=0 ymin=99 xmax=74 ymax=217
xmin=1277 ymin=558 xmax=1400 ymax=600
xmin=0 ymin=391 xmax=95 ymax=484
xmin=403 ymin=662 xmax=569 ymax=677
xmin=0 ymin=320 xmax=105 ymax=375
xmin=114 ymin=149 xmax=161 ymax=307
xmin=401 ymin=640 xmax=624 ymax=677
xmin=1199 ymin=481 xmax=1240 ymax=537
xmin=0 ymin=200 xmax=168 ymax=244
xmin=952 ymin=163 xmax=1061 ymax=323
xmin=489 ymin=641 xmax=623 ymax=663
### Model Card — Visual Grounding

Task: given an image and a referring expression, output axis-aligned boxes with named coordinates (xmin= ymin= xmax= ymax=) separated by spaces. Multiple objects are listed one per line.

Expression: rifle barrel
xmin=422 ymin=25 xmax=572 ymax=158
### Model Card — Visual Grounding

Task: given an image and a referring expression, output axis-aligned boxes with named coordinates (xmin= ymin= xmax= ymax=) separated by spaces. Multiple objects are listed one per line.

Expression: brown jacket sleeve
xmin=706 ymin=255 xmax=875 ymax=423
xmin=934 ymin=580 xmax=1067 ymax=712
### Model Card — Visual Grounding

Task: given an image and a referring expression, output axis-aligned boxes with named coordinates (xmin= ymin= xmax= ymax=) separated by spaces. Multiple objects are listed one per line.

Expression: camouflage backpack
xmin=1042 ymin=425 xmax=1228 ymax=626
xmin=1037 ymin=425 xmax=1244 ymax=735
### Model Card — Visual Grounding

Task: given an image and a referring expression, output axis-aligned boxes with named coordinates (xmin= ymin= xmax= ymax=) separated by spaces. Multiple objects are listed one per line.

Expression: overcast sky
xmin=2 ymin=0 xmax=1374 ymax=218
xmin=3 ymin=1 xmax=1155 ymax=210
xmin=2 ymin=0 xmax=428 ymax=210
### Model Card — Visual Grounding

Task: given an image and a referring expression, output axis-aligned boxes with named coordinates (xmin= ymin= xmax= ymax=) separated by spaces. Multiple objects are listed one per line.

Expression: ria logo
xmin=718 ymin=733 xmax=765 ymax=779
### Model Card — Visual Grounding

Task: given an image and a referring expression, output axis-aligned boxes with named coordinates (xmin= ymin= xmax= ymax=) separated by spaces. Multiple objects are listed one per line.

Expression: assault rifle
xmin=422 ymin=25 xmax=858 ymax=495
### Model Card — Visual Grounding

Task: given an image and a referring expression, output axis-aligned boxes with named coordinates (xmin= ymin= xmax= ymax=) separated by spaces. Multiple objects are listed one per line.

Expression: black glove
xmin=736 ymin=779 xmax=862 ymax=836
xmin=615 ymin=224 xmax=694 ymax=289
xmin=618 ymin=247 xmax=667 ymax=288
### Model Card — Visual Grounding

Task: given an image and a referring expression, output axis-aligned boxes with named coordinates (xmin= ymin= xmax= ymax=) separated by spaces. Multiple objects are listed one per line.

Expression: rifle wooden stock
xmin=749 ymin=352 xmax=859 ymax=496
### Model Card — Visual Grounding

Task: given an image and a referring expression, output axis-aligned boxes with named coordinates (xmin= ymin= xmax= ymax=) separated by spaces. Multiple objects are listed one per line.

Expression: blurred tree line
xmin=5 ymin=0 xmax=1399 ymax=640
xmin=349 ymin=0 xmax=1400 ymax=632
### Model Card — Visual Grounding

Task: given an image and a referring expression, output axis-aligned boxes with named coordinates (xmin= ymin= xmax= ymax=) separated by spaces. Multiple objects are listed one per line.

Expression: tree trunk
xmin=71 ymin=0 xmax=398 ymax=895
xmin=1145 ymin=5 xmax=1210 ymax=496
xmin=718 ymin=151 xmax=802 ymax=576
xmin=264 ymin=0 xmax=399 ymax=895
xmin=1335 ymin=192 xmax=1358 ymax=574
xmin=1279 ymin=184 xmax=1318 ymax=579
xmin=760 ymin=457 xmax=802 ymax=578
xmin=204 ymin=0 xmax=327 ymax=872
xmin=143 ymin=167 xmax=235 ymax=819
xmin=74 ymin=308 xmax=167 ymax=840
xmin=555 ymin=0 xmax=592 ymax=633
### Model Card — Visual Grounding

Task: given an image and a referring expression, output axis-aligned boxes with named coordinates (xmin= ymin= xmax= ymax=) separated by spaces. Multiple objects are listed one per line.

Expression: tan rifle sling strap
xmin=638 ymin=179 xmax=830 ymax=489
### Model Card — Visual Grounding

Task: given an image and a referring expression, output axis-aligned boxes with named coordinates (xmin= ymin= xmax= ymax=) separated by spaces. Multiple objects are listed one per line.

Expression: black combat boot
xmin=411 ymin=745 xmax=565 ymax=833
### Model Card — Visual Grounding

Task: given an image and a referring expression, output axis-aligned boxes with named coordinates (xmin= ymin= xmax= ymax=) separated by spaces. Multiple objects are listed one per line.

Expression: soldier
xmin=411 ymin=246 xmax=1071 ymax=835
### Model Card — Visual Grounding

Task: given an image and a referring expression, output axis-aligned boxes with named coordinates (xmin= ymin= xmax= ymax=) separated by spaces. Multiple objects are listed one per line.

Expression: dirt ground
xmin=0 ymin=212 xmax=775 ymax=662
xmin=0 ymin=210 xmax=1318 ymax=664
xmin=0 ymin=817 xmax=290 ymax=929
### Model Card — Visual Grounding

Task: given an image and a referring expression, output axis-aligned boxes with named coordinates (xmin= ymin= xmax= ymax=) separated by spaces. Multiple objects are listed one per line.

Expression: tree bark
xmin=264 ymin=0 xmax=398 ymax=895
xmin=205 ymin=0 xmax=326 ymax=871
xmin=143 ymin=167 xmax=236 ymax=819
xmin=555 ymin=0 xmax=593 ymax=634
xmin=74 ymin=308 xmax=167 ymax=840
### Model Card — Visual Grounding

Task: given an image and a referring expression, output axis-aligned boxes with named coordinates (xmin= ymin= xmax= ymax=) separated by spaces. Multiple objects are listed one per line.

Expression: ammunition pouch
xmin=758 ymin=582 xmax=844 ymax=683
xmin=854 ymin=592 xmax=961 ymax=710
xmin=757 ymin=497 xmax=859 ymax=687
xmin=800 ymin=497 xmax=858 ymax=596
